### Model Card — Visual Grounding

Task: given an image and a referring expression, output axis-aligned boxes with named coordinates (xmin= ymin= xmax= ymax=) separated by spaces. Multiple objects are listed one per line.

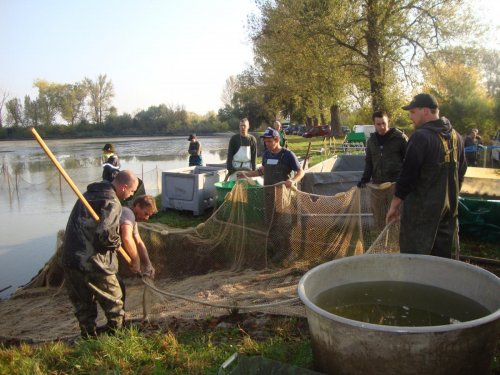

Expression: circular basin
xmin=298 ymin=254 xmax=500 ymax=375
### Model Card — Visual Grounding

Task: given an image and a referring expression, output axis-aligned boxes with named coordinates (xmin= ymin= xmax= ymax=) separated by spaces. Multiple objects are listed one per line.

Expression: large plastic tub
xmin=298 ymin=254 xmax=500 ymax=375
xmin=214 ymin=180 xmax=264 ymax=223
xmin=161 ymin=166 xmax=227 ymax=215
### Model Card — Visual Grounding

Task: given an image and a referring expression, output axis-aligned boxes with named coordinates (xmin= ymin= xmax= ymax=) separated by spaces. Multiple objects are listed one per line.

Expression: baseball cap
xmin=260 ymin=127 xmax=279 ymax=138
xmin=402 ymin=93 xmax=439 ymax=110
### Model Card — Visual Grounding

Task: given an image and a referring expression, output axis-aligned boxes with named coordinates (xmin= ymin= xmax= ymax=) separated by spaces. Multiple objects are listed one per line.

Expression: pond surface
xmin=0 ymin=134 xmax=231 ymax=299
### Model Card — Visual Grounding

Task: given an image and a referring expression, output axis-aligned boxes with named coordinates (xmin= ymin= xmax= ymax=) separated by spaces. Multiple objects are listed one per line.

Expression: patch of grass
xmin=0 ymin=318 xmax=313 ymax=374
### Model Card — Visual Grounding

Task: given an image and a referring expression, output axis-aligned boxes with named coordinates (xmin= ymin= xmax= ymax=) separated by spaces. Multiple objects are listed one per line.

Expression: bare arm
xmin=386 ymin=196 xmax=402 ymax=223
xmin=133 ymin=231 xmax=155 ymax=279
xmin=120 ymin=223 xmax=141 ymax=274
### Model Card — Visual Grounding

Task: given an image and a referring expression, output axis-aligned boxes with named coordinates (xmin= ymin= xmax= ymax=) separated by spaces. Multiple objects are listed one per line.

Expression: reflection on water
xmin=0 ymin=135 xmax=231 ymax=299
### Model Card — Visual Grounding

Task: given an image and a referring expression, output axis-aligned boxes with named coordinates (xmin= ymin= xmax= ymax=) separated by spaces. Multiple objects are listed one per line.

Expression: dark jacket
xmin=62 ymin=181 xmax=122 ymax=274
xmin=395 ymin=117 xmax=466 ymax=200
xmin=361 ymin=128 xmax=408 ymax=184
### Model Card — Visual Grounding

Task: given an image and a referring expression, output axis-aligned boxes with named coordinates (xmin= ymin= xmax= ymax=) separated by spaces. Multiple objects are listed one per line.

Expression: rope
xmin=141 ymin=277 xmax=300 ymax=310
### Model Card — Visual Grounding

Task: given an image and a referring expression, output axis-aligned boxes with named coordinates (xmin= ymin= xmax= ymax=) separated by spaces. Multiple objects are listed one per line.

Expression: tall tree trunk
xmin=330 ymin=103 xmax=342 ymax=137
xmin=366 ymin=0 xmax=387 ymax=112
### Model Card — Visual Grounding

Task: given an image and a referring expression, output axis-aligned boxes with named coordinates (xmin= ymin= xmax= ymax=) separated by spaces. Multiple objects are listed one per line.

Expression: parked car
xmin=302 ymin=125 xmax=332 ymax=138
xmin=296 ymin=125 xmax=308 ymax=136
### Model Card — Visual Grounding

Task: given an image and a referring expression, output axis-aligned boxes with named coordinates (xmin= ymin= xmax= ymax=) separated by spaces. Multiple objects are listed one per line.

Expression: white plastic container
xmin=161 ymin=166 xmax=227 ymax=215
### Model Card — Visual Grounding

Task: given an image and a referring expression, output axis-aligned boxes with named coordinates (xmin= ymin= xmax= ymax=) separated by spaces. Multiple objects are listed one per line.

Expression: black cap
xmin=402 ymin=93 xmax=439 ymax=110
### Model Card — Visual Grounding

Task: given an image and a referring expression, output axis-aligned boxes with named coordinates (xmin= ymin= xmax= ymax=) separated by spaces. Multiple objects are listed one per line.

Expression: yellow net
xmin=133 ymin=180 xmax=400 ymax=321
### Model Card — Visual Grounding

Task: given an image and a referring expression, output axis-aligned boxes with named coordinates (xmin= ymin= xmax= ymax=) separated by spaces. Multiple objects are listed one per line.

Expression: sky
xmin=0 ymin=0 xmax=257 ymax=115
xmin=0 ymin=0 xmax=499 ymax=117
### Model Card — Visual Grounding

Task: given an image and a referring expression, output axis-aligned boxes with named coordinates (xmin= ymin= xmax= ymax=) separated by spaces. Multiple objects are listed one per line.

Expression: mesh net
xmin=2 ymin=169 xmax=400 ymax=339
xmin=129 ymin=179 xmax=400 ymax=322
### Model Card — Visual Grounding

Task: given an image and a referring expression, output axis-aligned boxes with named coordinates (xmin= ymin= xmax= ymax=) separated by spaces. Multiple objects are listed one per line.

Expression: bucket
xmin=298 ymin=254 xmax=500 ymax=375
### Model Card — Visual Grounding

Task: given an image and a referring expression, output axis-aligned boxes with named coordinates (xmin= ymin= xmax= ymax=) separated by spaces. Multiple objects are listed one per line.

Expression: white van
xmin=352 ymin=125 xmax=376 ymax=139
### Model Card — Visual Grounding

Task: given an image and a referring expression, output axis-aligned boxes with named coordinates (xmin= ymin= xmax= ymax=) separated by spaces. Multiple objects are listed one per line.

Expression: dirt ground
xmin=0 ymin=269 xmax=304 ymax=344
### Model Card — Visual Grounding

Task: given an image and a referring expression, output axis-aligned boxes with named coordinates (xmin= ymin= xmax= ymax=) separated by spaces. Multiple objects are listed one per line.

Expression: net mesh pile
xmin=130 ymin=180 xmax=400 ymax=322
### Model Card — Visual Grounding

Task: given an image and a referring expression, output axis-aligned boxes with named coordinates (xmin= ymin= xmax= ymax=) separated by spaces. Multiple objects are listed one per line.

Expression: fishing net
xmin=124 ymin=180 xmax=400 ymax=322
xmin=0 ymin=174 xmax=400 ymax=341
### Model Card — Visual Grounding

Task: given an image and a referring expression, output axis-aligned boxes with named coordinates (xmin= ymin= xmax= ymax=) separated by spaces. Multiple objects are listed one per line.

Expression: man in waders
xmin=62 ymin=170 xmax=139 ymax=337
xmin=386 ymin=94 xmax=467 ymax=258
xmin=226 ymin=118 xmax=257 ymax=180
xmin=238 ymin=127 xmax=304 ymax=263
xmin=358 ymin=110 xmax=408 ymax=231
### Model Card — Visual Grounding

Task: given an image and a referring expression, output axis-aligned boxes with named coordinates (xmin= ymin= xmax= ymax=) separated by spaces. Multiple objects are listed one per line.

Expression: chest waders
xmin=263 ymin=150 xmax=294 ymax=264
xmin=400 ymin=130 xmax=459 ymax=258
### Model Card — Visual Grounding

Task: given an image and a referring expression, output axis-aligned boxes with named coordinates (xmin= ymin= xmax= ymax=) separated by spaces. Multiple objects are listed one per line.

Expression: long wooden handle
xmin=30 ymin=128 xmax=132 ymax=264
xmin=303 ymin=142 xmax=312 ymax=169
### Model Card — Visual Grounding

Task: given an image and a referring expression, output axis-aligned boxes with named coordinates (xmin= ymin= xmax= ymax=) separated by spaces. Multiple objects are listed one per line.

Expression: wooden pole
xmin=30 ymin=128 xmax=132 ymax=264
xmin=303 ymin=142 xmax=312 ymax=170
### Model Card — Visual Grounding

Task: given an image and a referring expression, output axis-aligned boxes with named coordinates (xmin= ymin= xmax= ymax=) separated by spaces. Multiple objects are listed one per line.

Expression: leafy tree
xmin=23 ymin=95 xmax=40 ymax=127
xmin=221 ymin=76 xmax=240 ymax=107
xmin=84 ymin=74 xmax=114 ymax=124
xmin=0 ymin=91 xmax=9 ymax=128
xmin=5 ymin=98 xmax=24 ymax=127
xmin=480 ymin=49 xmax=500 ymax=98
xmin=60 ymin=83 xmax=87 ymax=125
xmin=250 ymin=0 xmax=478 ymax=116
xmin=422 ymin=57 xmax=494 ymax=136
xmin=33 ymin=79 xmax=64 ymax=126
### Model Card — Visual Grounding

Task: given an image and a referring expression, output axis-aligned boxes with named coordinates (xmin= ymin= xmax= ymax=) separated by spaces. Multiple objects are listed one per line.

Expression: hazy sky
xmin=1 ymin=0 xmax=499 ymax=116
xmin=0 ymin=0 xmax=257 ymax=115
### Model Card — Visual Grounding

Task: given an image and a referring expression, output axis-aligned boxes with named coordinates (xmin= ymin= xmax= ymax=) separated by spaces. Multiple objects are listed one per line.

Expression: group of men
xmin=64 ymin=92 xmax=466 ymax=338
xmin=62 ymin=167 xmax=157 ymax=337
xmin=227 ymin=93 xmax=467 ymax=260
xmin=360 ymin=93 xmax=467 ymax=258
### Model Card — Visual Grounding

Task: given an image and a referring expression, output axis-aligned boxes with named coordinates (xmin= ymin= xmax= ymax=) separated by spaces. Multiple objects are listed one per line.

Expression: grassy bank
xmin=0 ymin=315 xmax=313 ymax=374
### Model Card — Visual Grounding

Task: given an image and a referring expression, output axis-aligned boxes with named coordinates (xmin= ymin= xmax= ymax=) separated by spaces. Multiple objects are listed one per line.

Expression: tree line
xmin=219 ymin=0 xmax=500 ymax=140
xmin=0 ymin=73 xmax=229 ymax=139
xmin=2 ymin=0 xmax=500 ymax=141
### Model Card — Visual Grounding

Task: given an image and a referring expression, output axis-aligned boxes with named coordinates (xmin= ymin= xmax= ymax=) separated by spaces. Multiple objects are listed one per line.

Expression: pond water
xmin=0 ymin=134 xmax=232 ymax=299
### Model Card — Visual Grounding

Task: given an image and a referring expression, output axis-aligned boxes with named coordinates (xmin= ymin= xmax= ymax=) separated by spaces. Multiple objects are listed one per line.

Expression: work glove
xmin=357 ymin=181 xmax=366 ymax=188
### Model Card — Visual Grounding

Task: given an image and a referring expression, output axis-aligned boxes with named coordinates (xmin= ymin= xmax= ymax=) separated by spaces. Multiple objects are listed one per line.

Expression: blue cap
xmin=260 ymin=127 xmax=279 ymax=138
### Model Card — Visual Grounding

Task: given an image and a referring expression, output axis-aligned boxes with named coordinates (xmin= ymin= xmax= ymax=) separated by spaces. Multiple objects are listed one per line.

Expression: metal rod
xmin=30 ymin=128 xmax=131 ymax=264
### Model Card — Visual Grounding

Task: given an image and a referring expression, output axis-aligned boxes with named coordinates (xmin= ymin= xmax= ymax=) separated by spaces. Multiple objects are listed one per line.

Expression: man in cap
xmin=238 ymin=127 xmax=304 ymax=263
xmin=239 ymin=127 xmax=304 ymax=186
xmin=102 ymin=143 xmax=120 ymax=182
xmin=386 ymin=94 xmax=467 ymax=258
xmin=62 ymin=170 xmax=139 ymax=337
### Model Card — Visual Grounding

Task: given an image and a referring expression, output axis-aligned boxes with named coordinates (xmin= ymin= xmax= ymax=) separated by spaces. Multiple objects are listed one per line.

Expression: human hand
xmin=143 ymin=265 xmax=155 ymax=280
xmin=129 ymin=261 xmax=141 ymax=274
